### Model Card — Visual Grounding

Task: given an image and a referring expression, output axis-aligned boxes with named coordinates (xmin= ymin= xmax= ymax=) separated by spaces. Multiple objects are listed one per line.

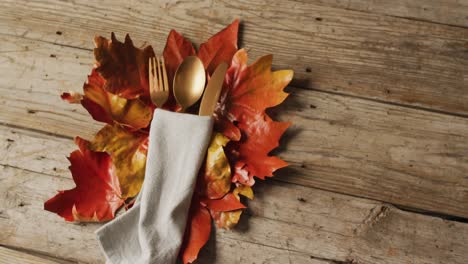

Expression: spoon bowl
xmin=173 ymin=56 xmax=206 ymax=111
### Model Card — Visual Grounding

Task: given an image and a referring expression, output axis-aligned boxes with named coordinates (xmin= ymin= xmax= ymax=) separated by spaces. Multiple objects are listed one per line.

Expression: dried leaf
xmin=211 ymin=210 xmax=242 ymax=229
xmin=94 ymin=33 xmax=154 ymax=99
xmin=211 ymin=185 xmax=253 ymax=229
xmin=163 ymin=29 xmax=196 ymax=85
xmin=214 ymin=117 xmax=241 ymax=142
xmin=81 ymin=69 xmax=153 ymax=130
xmin=89 ymin=124 xmax=148 ymax=198
xmin=61 ymin=92 xmax=82 ymax=103
xmin=162 ymin=30 xmax=196 ymax=111
xmin=181 ymin=196 xmax=212 ymax=264
xmin=218 ymin=49 xmax=293 ymax=126
xmin=202 ymin=193 xmax=246 ymax=212
xmin=216 ymin=49 xmax=293 ymax=182
xmin=203 ymin=133 xmax=231 ymax=199
xmin=44 ymin=137 xmax=123 ymax=222
xmin=198 ymin=19 xmax=239 ymax=75
xmin=232 ymin=161 xmax=255 ymax=186
xmin=236 ymin=114 xmax=290 ymax=180
xmin=233 ymin=185 xmax=254 ymax=200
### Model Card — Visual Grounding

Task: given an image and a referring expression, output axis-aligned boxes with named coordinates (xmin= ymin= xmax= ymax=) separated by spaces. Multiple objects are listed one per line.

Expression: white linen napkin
xmin=96 ymin=109 xmax=214 ymax=264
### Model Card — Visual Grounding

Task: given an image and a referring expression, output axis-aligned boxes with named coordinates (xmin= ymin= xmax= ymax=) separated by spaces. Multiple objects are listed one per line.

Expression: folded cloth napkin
xmin=96 ymin=109 xmax=214 ymax=264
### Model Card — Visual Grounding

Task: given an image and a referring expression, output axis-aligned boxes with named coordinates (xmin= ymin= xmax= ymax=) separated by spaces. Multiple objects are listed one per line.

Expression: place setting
xmin=44 ymin=20 xmax=294 ymax=264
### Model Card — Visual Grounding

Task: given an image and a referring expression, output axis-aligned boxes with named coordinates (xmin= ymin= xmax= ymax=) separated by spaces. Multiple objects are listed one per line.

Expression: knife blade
xmin=199 ymin=62 xmax=229 ymax=116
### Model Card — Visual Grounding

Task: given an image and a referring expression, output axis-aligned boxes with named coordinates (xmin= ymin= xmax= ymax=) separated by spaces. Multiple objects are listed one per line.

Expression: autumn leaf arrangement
xmin=44 ymin=20 xmax=293 ymax=263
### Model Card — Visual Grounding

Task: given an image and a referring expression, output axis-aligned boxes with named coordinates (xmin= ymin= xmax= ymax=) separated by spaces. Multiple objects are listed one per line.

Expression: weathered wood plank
xmin=0 ymin=164 xmax=326 ymax=264
xmin=196 ymin=237 xmax=330 ymax=264
xmin=1 ymin=35 xmax=467 ymax=218
xmin=0 ymin=164 xmax=325 ymax=264
xmin=0 ymin=0 xmax=467 ymax=114
xmin=1 ymin=128 xmax=468 ymax=263
xmin=0 ymin=36 xmax=100 ymax=139
xmin=277 ymin=89 xmax=468 ymax=218
xmin=314 ymin=0 xmax=468 ymax=27
xmin=0 ymin=246 xmax=73 ymax=264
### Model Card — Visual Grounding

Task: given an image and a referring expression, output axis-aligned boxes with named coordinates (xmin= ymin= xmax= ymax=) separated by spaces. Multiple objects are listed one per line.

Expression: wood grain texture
xmin=1 ymin=126 xmax=468 ymax=264
xmin=0 ymin=246 xmax=73 ymax=264
xmin=314 ymin=0 xmax=468 ymax=27
xmin=1 ymin=1 xmax=468 ymax=263
xmin=0 ymin=0 xmax=467 ymax=115
xmin=277 ymin=89 xmax=468 ymax=218
xmin=0 ymin=164 xmax=320 ymax=264
xmin=1 ymin=35 xmax=467 ymax=218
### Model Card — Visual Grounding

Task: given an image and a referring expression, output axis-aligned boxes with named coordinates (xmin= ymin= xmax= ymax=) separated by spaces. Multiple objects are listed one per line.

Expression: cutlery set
xmin=149 ymin=55 xmax=228 ymax=116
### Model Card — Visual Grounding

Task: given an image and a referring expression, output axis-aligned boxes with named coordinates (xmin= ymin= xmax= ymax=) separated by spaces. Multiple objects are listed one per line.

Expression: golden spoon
xmin=173 ymin=56 xmax=206 ymax=112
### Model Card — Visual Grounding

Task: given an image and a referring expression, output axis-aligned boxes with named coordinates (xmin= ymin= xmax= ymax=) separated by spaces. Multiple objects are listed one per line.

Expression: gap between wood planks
xmin=274 ymin=176 xmax=468 ymax=224
xmin=308 ymin=0 xmax=468 ymax=28
xmin=0 ymin=242 xmax=335 ymax=264
xmin=375 ymin=13 xmax=468 ymax=29
xmin=301 ymin=87 xmax=468 ymax=119
xmin=0 ymin=121 xmax=75 ymax=141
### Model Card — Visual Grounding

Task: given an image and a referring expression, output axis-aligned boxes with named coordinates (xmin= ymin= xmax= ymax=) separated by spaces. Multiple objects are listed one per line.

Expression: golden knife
xmin=199 ymin=62 xmax=229 ymax=116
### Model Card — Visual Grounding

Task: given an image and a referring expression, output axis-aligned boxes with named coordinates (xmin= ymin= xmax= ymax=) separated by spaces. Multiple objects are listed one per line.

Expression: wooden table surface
xmin=1 ymin=0 xmax=468 ymax=263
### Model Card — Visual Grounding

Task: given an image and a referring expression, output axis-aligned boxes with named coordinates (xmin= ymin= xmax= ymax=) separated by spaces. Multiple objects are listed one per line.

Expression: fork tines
xmin=149 ymin=56 xmax=169 ymax=108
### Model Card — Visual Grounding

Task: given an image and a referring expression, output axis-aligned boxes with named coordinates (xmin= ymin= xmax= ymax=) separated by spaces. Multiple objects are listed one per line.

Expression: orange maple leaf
xmin=180 ymin=195 xmax=212 ymax=264
xmin=73 ymin=69 xmax=153 ymax=130
xmin=218 ymin=49 xmax=293 ymax=184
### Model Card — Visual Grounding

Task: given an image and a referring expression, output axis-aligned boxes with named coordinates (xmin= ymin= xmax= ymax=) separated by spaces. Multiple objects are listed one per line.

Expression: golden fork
xmin=149 ymin=56 xmax=169 ymax=108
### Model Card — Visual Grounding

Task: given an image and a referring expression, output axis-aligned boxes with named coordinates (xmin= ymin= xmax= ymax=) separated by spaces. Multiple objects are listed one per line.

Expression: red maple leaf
xmin=202 ymin=193 xmax=246 ymax=212
xmin=232 ymin=114 xmax=290 ymax=185
xmin=44 ymin=137 xmax=124 ymax=222
xmin=163 ymin=20 xmax=239 ymax=80
xmin=180 ymin=195 xmax=212 ymax=264
xmin=198 ymin=20 xmax=239 ymax=75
